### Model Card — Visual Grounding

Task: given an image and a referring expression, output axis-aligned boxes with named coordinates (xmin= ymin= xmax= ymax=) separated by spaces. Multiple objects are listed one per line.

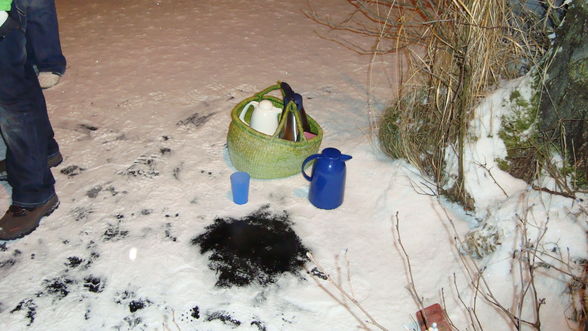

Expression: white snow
xmin=0 ymin=1 xmax=586 ymax=330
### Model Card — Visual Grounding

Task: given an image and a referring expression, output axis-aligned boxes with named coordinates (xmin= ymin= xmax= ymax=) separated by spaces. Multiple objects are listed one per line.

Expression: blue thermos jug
xmin=302 ymin=148 xmax=352 ymax=209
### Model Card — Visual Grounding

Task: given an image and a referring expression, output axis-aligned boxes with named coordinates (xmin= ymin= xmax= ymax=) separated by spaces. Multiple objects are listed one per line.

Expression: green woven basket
xmin=227 ymin=82 xmax=323 ymax=179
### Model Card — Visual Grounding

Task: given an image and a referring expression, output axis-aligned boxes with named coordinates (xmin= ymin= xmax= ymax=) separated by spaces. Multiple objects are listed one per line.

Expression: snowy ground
xmin=0 ymin=1 xmax=586 ymax=330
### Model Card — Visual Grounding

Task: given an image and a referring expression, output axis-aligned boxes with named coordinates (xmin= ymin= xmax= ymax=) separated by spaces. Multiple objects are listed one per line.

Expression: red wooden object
xmin=416 ymin=303 xmax=451 ymax=331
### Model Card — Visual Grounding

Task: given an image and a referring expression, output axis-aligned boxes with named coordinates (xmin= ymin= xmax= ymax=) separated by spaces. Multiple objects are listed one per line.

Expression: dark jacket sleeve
xmin=0 ymin=12 xmax=19 ymax=40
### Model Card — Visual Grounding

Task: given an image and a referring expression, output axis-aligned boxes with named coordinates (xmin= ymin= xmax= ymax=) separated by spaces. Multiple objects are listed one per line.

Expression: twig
xmin=392 ymin=211 xmax=424 ymax=309
xmin=475 ymin=162 xmax=509 ymax=197
xmin=307 ymin=253 xmax=389 ymax=331
xmin=306 ymin=269 xmax=371 ymax=331
xmin=531 ymin=184 xmax=577 ymax=200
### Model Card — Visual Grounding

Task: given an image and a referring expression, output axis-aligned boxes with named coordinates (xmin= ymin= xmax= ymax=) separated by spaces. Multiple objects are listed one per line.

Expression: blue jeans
xmin=26 ymin=0 xmax=66 ymax=75
xmin=0 ymin=0 xmax=59 ymax=208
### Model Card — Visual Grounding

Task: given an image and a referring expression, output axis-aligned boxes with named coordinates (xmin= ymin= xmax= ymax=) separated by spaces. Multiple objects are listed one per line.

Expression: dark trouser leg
xmin=25 ymin=0 xmax=66 ymax=75
xmin=0 ymin=4 xmax=57 ymax=208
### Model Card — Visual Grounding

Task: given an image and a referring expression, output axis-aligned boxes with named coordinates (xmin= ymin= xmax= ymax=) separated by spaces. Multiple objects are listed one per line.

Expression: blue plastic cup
xmin=230 ymin=171 xmax=250 ymax=204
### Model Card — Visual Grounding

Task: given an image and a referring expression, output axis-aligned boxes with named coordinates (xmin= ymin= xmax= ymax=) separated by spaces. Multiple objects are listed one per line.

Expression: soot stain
xmin=206 ymin=311 xmax=241 ymax=327
xmin=173 ymin=165 xmax=182 ymax=180
xmin=164 ymin=223 xmax=177 ymax=242
xmin=140 ymin=209 xmax=153 ymax=215
xmin=60 ymin=165 xmax=85 ymax=177
xmin=71 ymin=206 xmax=94 ymax=222
xmin=10 ymin=298 xmax=37 ymax=326
xmin=86 ymin=185 xmax=103 ymax=198
xmin=192 ymin=205 xmax=309 ymax=287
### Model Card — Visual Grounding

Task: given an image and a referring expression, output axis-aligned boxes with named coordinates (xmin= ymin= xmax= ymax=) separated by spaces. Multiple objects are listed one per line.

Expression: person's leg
xmin=0 ymin=0 xmax=59 ymax=240
xmin=0 ymin=0 xmax=61 ymax=180
xmin=25 ymin=0 xmax=65 ymax=75
xmin=0 ymin=17 xmax=56 ymax=207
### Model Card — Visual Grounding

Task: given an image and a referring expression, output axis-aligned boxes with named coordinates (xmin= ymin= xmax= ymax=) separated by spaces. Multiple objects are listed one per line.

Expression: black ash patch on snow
xmin=0 ymin=242 xmax=7 ymax=251
xmin=128 ymin=299 xmax=151 ymax=313
xmin=251 ymin=320 xmax=267 ymax=331
xmin=114 ymin=290 xmax=152 ymax=313
xmin=121 ymin=316 xmax=145 ymax=329
xmin=192 ymin=206 xmax=309 ymax=287
xmin=78 ymin=123 xmax=98 ymax=131
xmin=83 ymin=275 xmax=105 ymax=293
xmin=65 ymin=256 xmax=84 ymax=268
xmin=102 ymin=220 xmax=129 ymax=242
xmin=190 ymin=306 xmax=200 ymax=319
xmin=309 ymin=267 xmax=328 ymax=280
xmin=71 ymin=206 xmax=94 ymax=222
xmin=176 ymin=112 xmax=215 ymax=128
xmin=118 ymin=154 xmax=160 ymax=178
xmin=85 ymin=183 xmax=125 ymax=198
xmin=0 ymin=258 xmax=16 ymax=269
xmin=38 ymin=276 xmax=75 ymax=300
xmin=11 ymin=298 xmax=37 ymax=326
xmin=114 ymin=290 xmax=135 ymax=304
xmin=179 ymin=305 xmax=200 ymax=323
xmin=83 ymin=251 xmax=100 ymax=269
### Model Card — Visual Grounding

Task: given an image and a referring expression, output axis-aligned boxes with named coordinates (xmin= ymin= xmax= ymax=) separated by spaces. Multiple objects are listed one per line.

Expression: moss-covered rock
xmin=497 ymin=86 xmax=540 ymax=182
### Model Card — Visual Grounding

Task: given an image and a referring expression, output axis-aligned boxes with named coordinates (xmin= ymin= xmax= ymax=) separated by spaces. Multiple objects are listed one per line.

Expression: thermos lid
xmin=321 ymin=147 xmax=352 ymax=161
xmin=322 ymin=147 xmax=341 ymax=159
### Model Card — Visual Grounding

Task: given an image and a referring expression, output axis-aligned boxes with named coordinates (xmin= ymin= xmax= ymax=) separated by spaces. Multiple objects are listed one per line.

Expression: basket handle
xmin=272 ymin=100 xmax=308 ymax=141
xmin=247 ymin=82 xmax=309 ymax=141
xmin=239 ymin=101 xmax=259 ymax=124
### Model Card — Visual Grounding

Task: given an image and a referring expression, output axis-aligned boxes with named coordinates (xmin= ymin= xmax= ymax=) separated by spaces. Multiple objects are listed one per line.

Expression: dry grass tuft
xmin=382 ymin=0 xmax=538 ymax=207
xmin=309 ymin=0 xmax=548 ymax=207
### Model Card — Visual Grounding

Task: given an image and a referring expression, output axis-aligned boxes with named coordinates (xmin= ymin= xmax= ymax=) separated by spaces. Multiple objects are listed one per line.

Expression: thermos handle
xmin=302 ymin=154 xmax=320 ymax=181
xmin=239 ymin=101 xmax=259 ymax=124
